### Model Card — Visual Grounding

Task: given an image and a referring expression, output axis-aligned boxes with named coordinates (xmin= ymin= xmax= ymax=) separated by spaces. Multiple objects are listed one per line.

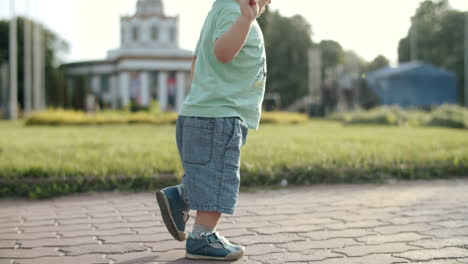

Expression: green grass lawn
xmin=1 ymin=119 xmax=467 ymax=198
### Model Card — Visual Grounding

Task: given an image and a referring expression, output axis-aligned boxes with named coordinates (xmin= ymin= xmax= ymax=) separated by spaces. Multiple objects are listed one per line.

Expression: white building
xmin=62 ymin=0 xmax=193 ymax=112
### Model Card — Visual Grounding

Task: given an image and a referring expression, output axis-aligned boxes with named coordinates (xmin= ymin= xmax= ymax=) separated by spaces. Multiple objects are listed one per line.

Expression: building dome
xmin=136 ymin=0 xmax=164 ymax=16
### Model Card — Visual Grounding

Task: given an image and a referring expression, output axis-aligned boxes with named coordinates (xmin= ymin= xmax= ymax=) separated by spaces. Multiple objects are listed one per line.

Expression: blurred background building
xmin=366 ymin=62 xmax=458 ymax=107
xmin=61 ymin=0 xmax=192 ymax=112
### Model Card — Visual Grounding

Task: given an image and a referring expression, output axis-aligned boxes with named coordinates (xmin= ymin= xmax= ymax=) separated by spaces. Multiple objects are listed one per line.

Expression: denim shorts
xmin=176 ymin=115 xmax=248 ymax=215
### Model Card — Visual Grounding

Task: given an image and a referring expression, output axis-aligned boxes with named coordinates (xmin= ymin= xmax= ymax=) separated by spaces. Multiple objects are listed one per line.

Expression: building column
xmin=141 ymin=71 xmax=150 ymax=107
xmin=158 ymin=71 xmax=168 ymax=111
xmin=176 ymin=71 xmax=186 ymax=112
xmin=1 ymin=63 xmax=8 ymax=114
xmin=65 ymin=77 xmax=74 ymax=108
xmin=91 ymin=75 xmax=100 ymax=94
xmin=119 ymin=72 xmax=130 ymax=107
xmin=110 ymin=74 xmax=118 ymax=109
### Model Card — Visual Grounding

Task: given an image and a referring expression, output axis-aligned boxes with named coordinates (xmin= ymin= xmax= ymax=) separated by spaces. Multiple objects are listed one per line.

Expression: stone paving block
xmin=243 ymin=244 xmax=284 ymax=256
xmin=380 ymin=215 xmax=450 ymax=225
xmin=124 ymin=215 xmax=158 ymax=223
xmin=132 ymin=227 xmax=168 ymax=235
xmin=421 ymin=227 xmax=468 ymax=239
xmin=0 ymin=216 xmax=20 ymax=222
xmin=276 ymin=238 xmax=361 ymax=251
xmin=430 ymin=220 xmax=468 ymax=229
xmin=309 ymin=254 xmax=406 ymax=264
xmin=219 ymin=221 xmax=278 ymax=230
xmin=12 ymin=255 xmax=108 ymax=264
xmin=332 ymin=213 xmax=395 ymax=222
xmin=144 ymin=240 xmax=186 ymax=252
xmin=99 ymin=233 xmax=172 ymax=244
xmin=397 ymin=209 xmax=452 ymax=217
xmin=302 ymin=228 xmax=375 ymax=240
xmin=0 ymin=227 xmax=18 ymax=234
xmin=0 ymin=232 xmax=57 ymax=240
xmin=251 ymin=224 xmax=322 ymax=235
xmin=408 ymin=237 xmax=468 ymax=249
xmin=393 ymin=247 xmax=468 ymax=262
xmin=0 ymin=240 xmax=17 ymax=249
xmin=18 ymin=236 xmax=98 ymax=248
xmin=58 ymin=217 xmax=114 ymax=226
xmin=332 ymin=242 xmax=419 ymax=257
xmin=87 ymin=212 xmax=119 ymax=219
xmin=0 ymin=247 xmax=60 ymax=259
xmin=60 ymin=243 xmax=146 ymax=256
xmin=117 ymin=210 xmax=152 ymax=218
xmin=323 ymin=220 xmax=388 ymax=230
xmin=249 ymin=250 xmax=342 ymax=264
xmin=216 ymin=228 xmax=256 ymax=238
xmin=229 ymin=233 xmax=306 ymax=246
xmin=270 ymin=216 xmax=341 ymax=227
xmin=94 ymin=221 xmax=158 ymax=230
xmin=17 ymin=220 xmax=56 ymax=228
xmin=449 ymin=213 xmax=468 ymax=221
xmin=59 ymin=228 xmax=135 ymax=238
xmin=106 ymin=249 xmax=186 ymax=263
xmin=20 ymin=224 xmax=91 ymax=234
xmin=305 ymin=211 xmax=359 ymax=220
xmin=234 ymin=214 xmax=291 ymax=223
xmin=419 ymin=260 xmax=467 ymax=264
xmin=373 ymin=223 xmax=437 ymax=235
xmin=356 ymin=232 xmax=431 ymax=245
xmin=251 ymin=208 xmax=313 ymax=216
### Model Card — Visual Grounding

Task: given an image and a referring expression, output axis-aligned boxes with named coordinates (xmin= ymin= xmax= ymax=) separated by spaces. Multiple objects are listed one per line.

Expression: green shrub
xmin=260 ymin=111 xmax=309 ymax=124
xmin=427 ymin=104 xmax=468 ymax=129
xmin=330 ymin=105 xmax=468 ymax=129
xmin=340 ymin=106 xmax=417 ymax=126
xmin=24 ymin=108 xmax=307 ymax=126
xmin=25 ymin=107 xmax=177 ymax=126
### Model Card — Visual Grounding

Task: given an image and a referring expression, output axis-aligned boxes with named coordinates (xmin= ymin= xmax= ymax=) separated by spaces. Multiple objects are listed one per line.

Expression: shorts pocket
xmin=181 ymin=117 xmax=215 ymax=165
xmin=224 ymin=117 xmax=243 ymax=170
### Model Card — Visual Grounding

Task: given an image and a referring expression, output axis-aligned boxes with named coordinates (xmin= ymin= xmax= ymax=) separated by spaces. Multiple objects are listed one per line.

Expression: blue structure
xmin=365 ymin=62 xmax=458 ymax=107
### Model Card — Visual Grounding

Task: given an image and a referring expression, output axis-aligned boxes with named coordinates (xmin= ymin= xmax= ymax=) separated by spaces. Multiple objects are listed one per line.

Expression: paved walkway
xmin=1 ymin=179 xmax=468 ymax=264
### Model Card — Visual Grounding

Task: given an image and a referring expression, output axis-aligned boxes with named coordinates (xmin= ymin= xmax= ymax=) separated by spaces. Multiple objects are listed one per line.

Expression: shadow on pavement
xmin=116 ymin=255 xmax=244 ymax=264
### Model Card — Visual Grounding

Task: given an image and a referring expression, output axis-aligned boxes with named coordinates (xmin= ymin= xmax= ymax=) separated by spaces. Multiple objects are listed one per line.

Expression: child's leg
xmin=195 ymin=211 xmax=221 ymax=228
xmin=191 ymin=211 xmax=221 ymax=238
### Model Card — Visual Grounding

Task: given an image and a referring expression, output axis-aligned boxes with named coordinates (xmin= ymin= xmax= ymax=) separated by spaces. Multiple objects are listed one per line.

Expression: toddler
xmin=156 ymin=0 xmax=271 ymax=260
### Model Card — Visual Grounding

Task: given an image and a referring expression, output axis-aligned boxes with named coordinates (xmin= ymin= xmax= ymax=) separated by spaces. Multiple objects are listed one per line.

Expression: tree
xmin=318 ymin=40 xmax=344 ymax=71
xmin=398 ymin=0 xmax=465 ymax=104
xmin=259 ymin=9 xmax=313 ymax=108
xmin=0 ymin=17 xmax=69 ymax=111
xmin=365 ymin=55 xmax=390 ymax=73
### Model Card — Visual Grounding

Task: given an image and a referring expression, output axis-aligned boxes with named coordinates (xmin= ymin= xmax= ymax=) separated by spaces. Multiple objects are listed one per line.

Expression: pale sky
xmin=1 ymin=0 xmax=468 ymax=65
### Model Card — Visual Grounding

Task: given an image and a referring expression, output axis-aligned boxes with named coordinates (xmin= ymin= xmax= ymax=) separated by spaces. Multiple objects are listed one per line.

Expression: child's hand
xmin=239 ymin=0 xmax=259 ymax=22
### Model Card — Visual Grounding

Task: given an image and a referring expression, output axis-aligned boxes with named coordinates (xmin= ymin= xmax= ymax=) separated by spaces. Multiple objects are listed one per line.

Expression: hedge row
xmin=24 ymin=109 xmax=309 ymax=126
xmin=330 ymin=104 xmax=468 ymax=129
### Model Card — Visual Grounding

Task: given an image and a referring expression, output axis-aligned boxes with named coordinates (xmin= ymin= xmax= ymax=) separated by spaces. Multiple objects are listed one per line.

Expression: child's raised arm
xmin=214 ymin=0 xmax=260 ymax=64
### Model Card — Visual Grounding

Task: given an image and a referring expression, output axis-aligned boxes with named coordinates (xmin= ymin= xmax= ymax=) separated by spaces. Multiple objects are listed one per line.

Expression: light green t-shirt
xmin=179 ymin=0 xmax=267 ymax=130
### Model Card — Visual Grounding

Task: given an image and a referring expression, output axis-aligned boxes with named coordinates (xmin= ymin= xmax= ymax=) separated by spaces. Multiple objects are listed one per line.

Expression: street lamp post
xmin=24 ymin=0 xmax=32 ymax=116
xmin=465 ymin=11 xmax=468 ymax=107
xmin=9 ymin=0 xmax=18 ymax=120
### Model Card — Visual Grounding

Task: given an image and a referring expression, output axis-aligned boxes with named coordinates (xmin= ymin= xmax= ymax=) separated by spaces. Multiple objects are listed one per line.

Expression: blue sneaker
xmin=156 ymin=185 xmax=189 ymax=241
xmin=186 ymin=232 xmax=245 ymax=260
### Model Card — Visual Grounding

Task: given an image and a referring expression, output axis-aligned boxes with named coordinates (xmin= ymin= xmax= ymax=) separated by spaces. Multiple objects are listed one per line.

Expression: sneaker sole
xmin=155 ymin=190 xmax=186 ymax=241
xmin=186 ymin=249 xmax=244 ymax=261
